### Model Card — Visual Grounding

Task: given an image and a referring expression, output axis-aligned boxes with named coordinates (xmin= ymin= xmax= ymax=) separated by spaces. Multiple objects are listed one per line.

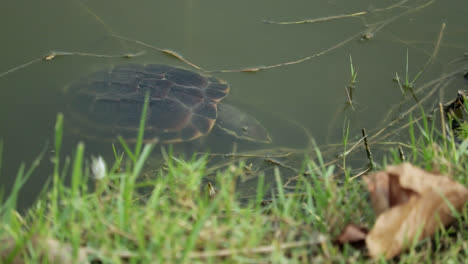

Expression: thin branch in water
xmin=337 ymin=136 xmax=366 ymax=158
xmin=0 ymin=57 xmax=42 ymax=78
xmin=263 ymin=11 xmax=367 ymax=25
xmin=73 ymin=0 xmax=114 ymax=35
xmin=263 ymin=0 xmax=410 ymax=25
xmin=430 ymin=22 xmax=446 ymax=64
xmin=362 ymin=128 xmax=375 ymax=170
xmin=264 ymin=158 xmax=304 ymax=175
xmin=410 ymin=22 xmax=447 ymax=84
xmin=364 ymin=0 xmax=435 ymax=38
xmin=46 ymin=50 xmax=146 ymax=59
xmin=349 ymin=167 xmax=372 ymax=180
xmin=371 ymin=0 xmax=410 ymax=12
xmin=370 ymin=69 xmax=461 ymax=144
xmin=398 ymin=144 xmax=406 ymax=162
xmin=209 ymin=30 xmax=366 ymax=73
xmin=111 ymin=34 xmax=204 ymax=71
xmin=345 ymin=86 xmax=355 ymax=111
xmin=214 ymin=0 xmax=435 ymax=73
xmin=0 ymin=51 xmax=145 ymax=78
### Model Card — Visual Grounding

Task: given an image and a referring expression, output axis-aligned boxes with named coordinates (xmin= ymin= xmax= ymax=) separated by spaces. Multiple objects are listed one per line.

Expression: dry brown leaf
xmin=364 ymin=163 xmax=468 ymax=259
xmin=336 ymin=224 xmax=368 ymax=244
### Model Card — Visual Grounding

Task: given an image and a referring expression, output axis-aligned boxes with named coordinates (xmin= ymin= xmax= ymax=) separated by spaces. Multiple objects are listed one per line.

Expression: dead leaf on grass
xmin=336 ymin=224 xmax=368 ymax=245
xmin=363 ymin=163 xmax=468 ymax=259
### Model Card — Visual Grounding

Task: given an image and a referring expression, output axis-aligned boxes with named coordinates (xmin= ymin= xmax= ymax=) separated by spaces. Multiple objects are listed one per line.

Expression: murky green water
xmin=1 ymin=0 xmax=467 ymax=208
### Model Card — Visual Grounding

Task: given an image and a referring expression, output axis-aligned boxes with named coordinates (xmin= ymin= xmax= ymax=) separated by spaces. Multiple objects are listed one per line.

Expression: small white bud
xmin=91 ymin=156 xmax=107 ymax=180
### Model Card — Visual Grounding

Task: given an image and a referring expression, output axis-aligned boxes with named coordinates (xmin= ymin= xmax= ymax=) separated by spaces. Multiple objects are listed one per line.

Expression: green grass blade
xmin=118 ymin=136 xmax=135 ymax=162
xmin=181 ymin=195 xmax=221 ymax=263
xmin=54 ymin=113 xmax=63 ymax=176
xmin=51 ymin=114 xmax=64 ymax=218
xmin=274 ymin=167 xmax=285 ymax=204
xmin=134 ymin=92 xmax=150 ymax=157
xmin=132 ymin=144 xmax=155 ymax=181
xmin=0 ymin=138 xmax=3 ymax=178
xmin=1 ymin=145 xmax=45 ymax=221
xmin=71 ymin=142 xmax=85 ymax=198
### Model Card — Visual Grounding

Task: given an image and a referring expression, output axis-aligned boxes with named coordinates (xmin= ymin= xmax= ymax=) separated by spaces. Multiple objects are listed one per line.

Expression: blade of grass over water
xmin=1 ymin=145 xmax=45 ymax=222
xmin=51 ymin=114 xmax=63 ymax=220
xmin=54 ymin=113 xmax=63 ymax=178
xmin=111 ymin=143 xmax=125 ymax=173
xmin=0 ymin=139 xmax=3 ymax=178
xmin=71 ymin=143 xmax=85 ymax=199
xmin=134 ymin=92 xmax=151 ymax=157
xmin=131 ymin=144 xmax=155 ymax=181
xmin=118 ymin=136 xmax=136 ymax=163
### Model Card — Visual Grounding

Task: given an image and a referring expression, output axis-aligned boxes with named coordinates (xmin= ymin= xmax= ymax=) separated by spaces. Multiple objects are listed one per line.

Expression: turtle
xmin=65 ymin=63 xmax=271 ymax=144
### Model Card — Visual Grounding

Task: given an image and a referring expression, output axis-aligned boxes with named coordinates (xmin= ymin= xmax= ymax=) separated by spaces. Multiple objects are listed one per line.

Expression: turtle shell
xmin=66 ymin=64 xmax=230 ymax=143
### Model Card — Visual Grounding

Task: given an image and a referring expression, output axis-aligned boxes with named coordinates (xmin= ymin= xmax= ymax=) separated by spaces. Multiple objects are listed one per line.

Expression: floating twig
xmin=264 ymin=157 xmax=304 ymax=175
xmin=0 ymin=57 xmax=42 ymax=78
xmin=370 ymin=69 xmax=461 ymax=143
xmin=263 ymin=12 xmax=367 ymax=25
xmin=345 ymin=86 xmax=355 ymax=111
xmin=213 ymin=0 xmax=435 ymax=73
xmin=439 ymin=102 xmax=448 ymax=151
xmin=73 ymin=0 xmax=114 ymax=35
xmin=362 ymin=128 xmax=375 ymax=170
xmin=398 ymin=145 xmax=406 ymax=162
xmin=0 ymin=50 xmax=145 ymax=78
xmin=111 ymin=34 xmax=204 ymax=71
xmin=431 ymin=22 xmax=446 ymax=64
xmin=263 ymin=0 xmax=410 ymax=25
xmin=209 ymin=30 xmax=366 ymax=73
xmin=349 ymin=167 xmax=372 ymax=180
xmin=337 ymin=136 xmax=366 ymax=158
xmin=45 ymin=50 xmax=145 ymax=59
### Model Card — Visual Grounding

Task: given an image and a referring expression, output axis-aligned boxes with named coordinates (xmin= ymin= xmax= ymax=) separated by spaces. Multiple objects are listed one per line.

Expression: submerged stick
xmin=338 ymin=136 xmax=366 ymax=158
xmin=439 ymin=102 xmax=448 ymax=151
xmin=263 ymin=0 xmax=410 ymax=25
xmin=362 ymin=128 xmax=375 ymax=170
xmin=345 ymin=86 xmax=355 ymax=111
xmin=210 ymin=30 xmax=366 ymax=73
xmin=0 ymin=51 xmax=144 ymax=78
xmin=398 ymin=145 xmax=406 ymax=162
xmin=370 ymin=69 xmax=461 ymax=143
xmin=111 ymin=34 xmax=205 ymax=71
xmin=0 ymin=58 xmax=42 ymax=78
xmin=214 ymin=0 xmax=435 ymax=73
xmin=45 ymin=50 xmax=145 ymax=60
xmin=264 ymin=12 xmax=367 ymax=25
xmin=431 ymin=22 xmax=446 ymax=64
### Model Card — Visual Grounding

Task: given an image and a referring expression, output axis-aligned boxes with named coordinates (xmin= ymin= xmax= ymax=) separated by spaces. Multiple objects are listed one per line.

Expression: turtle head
xmin=215 ymin=104 xmax=272 ymax=144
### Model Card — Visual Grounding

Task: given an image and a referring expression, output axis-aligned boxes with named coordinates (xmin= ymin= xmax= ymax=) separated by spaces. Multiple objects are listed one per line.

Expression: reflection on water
xmin=0 ymin=0 xmax=467 ymax=208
